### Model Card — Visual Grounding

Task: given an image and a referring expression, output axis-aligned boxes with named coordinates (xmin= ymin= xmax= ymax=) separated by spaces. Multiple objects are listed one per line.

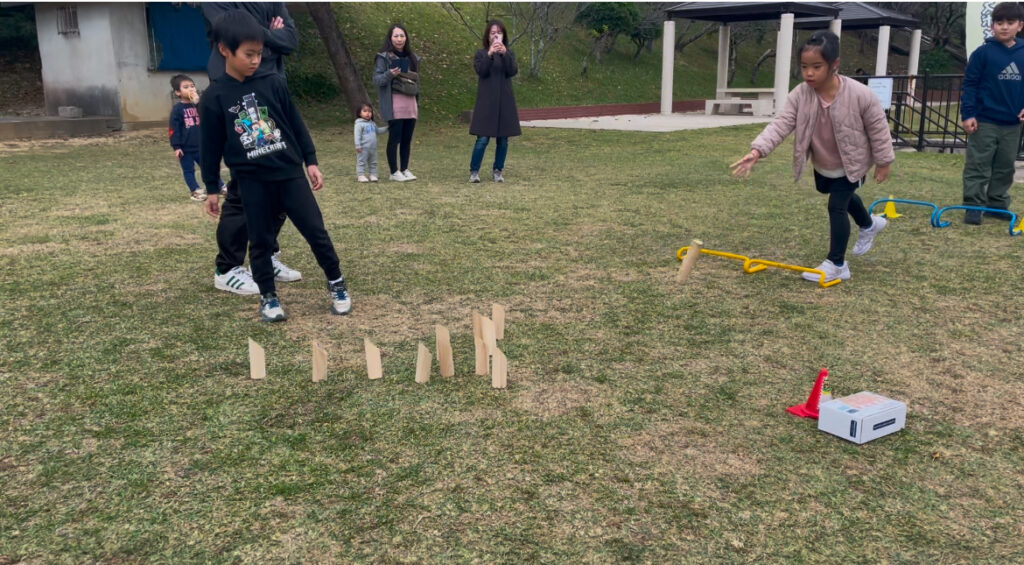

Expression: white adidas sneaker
xmin=214 ymin=266 xmax=259 ymax=295
xmin=272 ymin=253 xmax=302 ymax=282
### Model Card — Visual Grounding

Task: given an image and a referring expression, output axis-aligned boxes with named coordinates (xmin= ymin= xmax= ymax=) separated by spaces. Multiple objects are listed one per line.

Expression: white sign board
xmin=868 ymin=78 xmax=893 ymax=110
xmin=966 ymin=2 xmax=995 ymax=55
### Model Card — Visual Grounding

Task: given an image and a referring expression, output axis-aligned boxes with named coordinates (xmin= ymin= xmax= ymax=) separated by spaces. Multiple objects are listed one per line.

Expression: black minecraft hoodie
xmin=199 ymin=73 xmax=316 ymax=195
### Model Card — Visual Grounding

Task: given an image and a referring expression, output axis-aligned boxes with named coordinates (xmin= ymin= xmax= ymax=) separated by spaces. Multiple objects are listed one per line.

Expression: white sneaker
xmin=260 ymin=293 xmax=288 ymax=323
xmin=369 ymin=175 xmax=378 ymax=182
xmin=272 ymin=253 xmax=302 ymax=282
xmin=214 ymin=266 xmax=259 ymax=295
xmin=802 ymin=259 xmax=851 ymax=282
xmin=851 ymin=214 xmax=887 ymax=256
xmin=390 ymin=171 xmax=407 ymax=182
xmin=401 ymin=169 xmax=416 ymax=181
xmin=357 ymin=175 xmax=369 ymax=183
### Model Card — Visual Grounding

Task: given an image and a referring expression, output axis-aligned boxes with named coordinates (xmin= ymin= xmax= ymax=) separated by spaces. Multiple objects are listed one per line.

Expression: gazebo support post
xmin=875 ymin=25 xmax=891 ymax=76
xmin=773 ymin=13 xmax=795 ymax=115
xmin=661 ymin=19 xmax=675 ymax=115
xmin=716 ymin=24 xmax=730 ymax=99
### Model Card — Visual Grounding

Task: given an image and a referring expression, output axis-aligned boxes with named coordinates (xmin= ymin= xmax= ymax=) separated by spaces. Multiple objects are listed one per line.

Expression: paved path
xmin=520 ymin=111 xmax=772 ymax=133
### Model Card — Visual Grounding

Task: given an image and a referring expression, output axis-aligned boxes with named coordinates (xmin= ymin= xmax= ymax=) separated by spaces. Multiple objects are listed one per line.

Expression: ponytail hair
xmin=799 ymin=30 xmax=840 ymax=71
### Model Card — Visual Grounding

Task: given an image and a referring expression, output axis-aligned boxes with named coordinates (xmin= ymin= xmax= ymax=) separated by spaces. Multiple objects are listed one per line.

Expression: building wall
xmin=110 ymin=3 xmax=210 ymax=124
xmin=35 ymin=3 xmax=121 ymax=116
xmin=35 ymin=2 xmax=210 ymax=123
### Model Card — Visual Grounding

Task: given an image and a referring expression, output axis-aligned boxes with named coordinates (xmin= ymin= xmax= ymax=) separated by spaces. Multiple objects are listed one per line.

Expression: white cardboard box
xmin=818 ymin=392 xmax=906 ymax=444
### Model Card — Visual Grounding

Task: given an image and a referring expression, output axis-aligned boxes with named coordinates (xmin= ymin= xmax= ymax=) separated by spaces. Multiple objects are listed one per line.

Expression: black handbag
xmin=391 ymin=71 xmax=419 ymax=96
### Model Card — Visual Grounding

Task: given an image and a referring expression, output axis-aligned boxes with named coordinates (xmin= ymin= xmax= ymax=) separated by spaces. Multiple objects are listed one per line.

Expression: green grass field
xmin=2 ymin=123 xmax=1023 ymax=563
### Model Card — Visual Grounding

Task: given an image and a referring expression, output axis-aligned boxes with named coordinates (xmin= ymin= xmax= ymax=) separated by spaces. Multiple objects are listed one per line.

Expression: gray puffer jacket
xmin=372 ymin=51 xmax=422 ymax=122
xmin=751 ymin=75 xmax=895 ymax=183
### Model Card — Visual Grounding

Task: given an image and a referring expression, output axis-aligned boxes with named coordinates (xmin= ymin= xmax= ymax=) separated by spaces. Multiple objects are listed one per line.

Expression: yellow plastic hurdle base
xmin=676 ymin=246 xmax=841 ymax=288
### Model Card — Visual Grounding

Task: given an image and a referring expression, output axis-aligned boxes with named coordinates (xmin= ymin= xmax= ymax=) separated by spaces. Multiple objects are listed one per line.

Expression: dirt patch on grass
xmin=621 ymin=419 xmax=761 ymax=479
xmin=0 ymin=128 xmax=164 ymax=155
xmin=515 ymin=378 xmax=598 ymax=418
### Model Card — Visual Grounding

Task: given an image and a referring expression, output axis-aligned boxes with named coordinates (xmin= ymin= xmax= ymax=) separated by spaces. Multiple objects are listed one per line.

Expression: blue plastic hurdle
xmin=932 ymin=205 xmax=1022 ymax=236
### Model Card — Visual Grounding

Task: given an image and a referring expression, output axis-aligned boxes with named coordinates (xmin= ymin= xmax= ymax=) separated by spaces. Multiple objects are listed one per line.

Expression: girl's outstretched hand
xmin=730 ymin=150 xmax=760 ymax=179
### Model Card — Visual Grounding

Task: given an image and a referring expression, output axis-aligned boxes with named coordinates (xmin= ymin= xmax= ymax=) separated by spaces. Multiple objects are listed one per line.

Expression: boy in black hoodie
xmin=200 ymin=9 xmax=350 ymax=322
xmin=960 ymin=1 xmax=1024 ymax=224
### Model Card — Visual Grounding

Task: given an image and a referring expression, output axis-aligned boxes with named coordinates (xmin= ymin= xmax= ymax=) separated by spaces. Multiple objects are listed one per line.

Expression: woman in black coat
xmin=468 ymin=20 xmax=521 ymax=183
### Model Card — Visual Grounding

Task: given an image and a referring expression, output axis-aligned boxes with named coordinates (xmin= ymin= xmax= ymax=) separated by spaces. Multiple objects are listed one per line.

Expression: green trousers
xmin=962 ymin=121 xmax=1020 ymax=209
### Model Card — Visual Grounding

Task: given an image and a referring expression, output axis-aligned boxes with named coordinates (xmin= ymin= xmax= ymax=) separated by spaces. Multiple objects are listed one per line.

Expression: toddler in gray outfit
xmin=354 ymin=103 xmax=387 ymax=182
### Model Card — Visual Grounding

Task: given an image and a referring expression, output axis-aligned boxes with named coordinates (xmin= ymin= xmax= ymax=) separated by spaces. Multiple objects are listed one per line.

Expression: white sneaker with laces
xmin=390 ymin=171 xmax=407 ymax=182
xmin=402 ymin=169 xmax=416 ymax=181
xmin=214 ymin=266 xmax=259 ymax=295
xmin=272 ymin=253 xmax=302 ymax=282
xmin=802 ymin=259 xmax=851 ymax=282
xmin=851 ymin=214 xmax=887 ymax=256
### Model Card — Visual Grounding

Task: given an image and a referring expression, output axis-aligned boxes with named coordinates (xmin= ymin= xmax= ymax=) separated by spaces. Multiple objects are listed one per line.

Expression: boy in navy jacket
xmin=169 ymin=74 xmax=225 ymax=201
xmin=200 ymin=9 xmax=351 ymax=322
xmin=960 ymin=2 xmax=1024 ymax=224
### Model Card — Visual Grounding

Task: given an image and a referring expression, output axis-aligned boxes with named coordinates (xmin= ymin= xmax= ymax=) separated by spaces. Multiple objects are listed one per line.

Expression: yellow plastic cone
xmin=882 ymin=195 xmax=903 ymax=218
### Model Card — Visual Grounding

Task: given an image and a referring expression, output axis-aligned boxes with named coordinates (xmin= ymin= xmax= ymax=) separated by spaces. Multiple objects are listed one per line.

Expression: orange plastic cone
xmin=787 ymin=368 xmax=828 ymax=419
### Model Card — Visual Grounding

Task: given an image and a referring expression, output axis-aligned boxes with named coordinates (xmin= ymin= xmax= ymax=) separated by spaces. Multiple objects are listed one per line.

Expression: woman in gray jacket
xmin=373 ymin=24 xmax=422 ymax=182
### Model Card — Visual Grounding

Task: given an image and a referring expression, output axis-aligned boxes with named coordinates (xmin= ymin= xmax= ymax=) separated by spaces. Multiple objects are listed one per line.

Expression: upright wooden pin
xmin=676 ymin=238 xmax=704 ymax=283
xmin=248 ymin=338 xmax=266 ymax=380
xmin=415 ymin=342 xmax=431 ymax=384
xmin=473 ymin=311 xmax=488 ymax=375
xmin=435 ymin=325 xmax=454 ymax=377
xmin=312 ymin=340 xmax=327 ymax=382
xmin=364 ymin=338 xmax=382 ymax=380
xmin=481 ymin=316 xmax=497 ymax=355
xmin=491 ymin=347 xmax=508 ymax=389
xmin=492 ymin=304 xmax=505 ymax=340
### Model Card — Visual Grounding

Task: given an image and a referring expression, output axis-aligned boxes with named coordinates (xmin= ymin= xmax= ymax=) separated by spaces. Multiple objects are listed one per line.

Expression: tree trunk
xmin=750 ymin=49 xmax=774 ymax=83
xmin=307 ymin=2 xmax=369 ymax=119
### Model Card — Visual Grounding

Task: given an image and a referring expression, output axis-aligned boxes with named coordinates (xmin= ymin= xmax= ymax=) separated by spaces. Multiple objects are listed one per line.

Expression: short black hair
xmin=170 ymin=74 xmax=193 ymax=93
xmin=799 ymin=30 xmax=840 ymax=68
xmin=992 ymin=2 xmax=1024 ymax=23
xmin=212 ymin=9 xmax=264 ymax=54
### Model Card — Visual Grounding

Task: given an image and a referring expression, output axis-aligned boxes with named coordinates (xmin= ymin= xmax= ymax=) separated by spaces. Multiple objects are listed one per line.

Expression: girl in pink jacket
xmin=731 ymin=31 xmax=895 ymax=283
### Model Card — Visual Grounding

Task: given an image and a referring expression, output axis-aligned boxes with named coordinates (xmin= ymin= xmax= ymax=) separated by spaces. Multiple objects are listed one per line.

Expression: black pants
xmin=386 ymin=118 xmax=416 ymax=173
xmin=814 ymin=171 xmax=872 ymax=265
xmin=215 ymin=179 xmax=287 ymax=274
xmin=237 ymin=176 xmax=342 ymax=295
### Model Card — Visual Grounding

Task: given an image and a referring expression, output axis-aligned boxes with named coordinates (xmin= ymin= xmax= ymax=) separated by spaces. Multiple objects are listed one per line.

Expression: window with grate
xmin=57 ymin=5 xmax=79 ymax=37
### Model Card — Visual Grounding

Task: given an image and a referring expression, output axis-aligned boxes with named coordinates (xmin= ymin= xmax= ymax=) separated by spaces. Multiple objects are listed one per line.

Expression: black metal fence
xmin=852 ymin=73 xmax=1024 ymax=159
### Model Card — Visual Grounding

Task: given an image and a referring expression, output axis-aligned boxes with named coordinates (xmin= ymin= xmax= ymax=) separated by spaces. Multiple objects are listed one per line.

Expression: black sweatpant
xmin=215 ymin=179 xmax=287 ymax=274
xmin=237 ymin=176 xmax=342 ymax=295
xmin=814 ymin=171 xmax=872 ymax=265
xmin=386 ymin=118 xmax=416 ymax=173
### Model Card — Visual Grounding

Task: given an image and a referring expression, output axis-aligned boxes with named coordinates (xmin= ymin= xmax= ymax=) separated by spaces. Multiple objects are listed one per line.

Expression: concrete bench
xmin=705 ymin=98 xmax=774 ymax=116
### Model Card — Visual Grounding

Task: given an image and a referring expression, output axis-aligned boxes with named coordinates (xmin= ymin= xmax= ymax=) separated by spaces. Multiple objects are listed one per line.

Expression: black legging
xmin=814 ymin=171 xmax=872 ymax=265
xmin=386 ymin=118 xmax=416 ymax=173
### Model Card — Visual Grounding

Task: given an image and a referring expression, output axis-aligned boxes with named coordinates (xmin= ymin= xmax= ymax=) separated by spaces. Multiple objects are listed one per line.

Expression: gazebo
xmin=660 ymin=2 xmax=921 ymax=116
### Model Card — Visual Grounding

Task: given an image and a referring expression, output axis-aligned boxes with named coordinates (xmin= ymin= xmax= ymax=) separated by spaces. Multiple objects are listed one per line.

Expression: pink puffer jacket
xmin=751 ymin=75 xmax=895 ymax=182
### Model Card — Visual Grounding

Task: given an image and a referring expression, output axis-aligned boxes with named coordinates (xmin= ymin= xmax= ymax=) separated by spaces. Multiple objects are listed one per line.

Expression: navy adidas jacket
xmin=961 ymin=37 xmax=1024 ymax=126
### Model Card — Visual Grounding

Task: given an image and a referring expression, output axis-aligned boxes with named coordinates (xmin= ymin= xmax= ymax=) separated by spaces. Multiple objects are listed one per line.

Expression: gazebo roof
xmin=795 ymin=2 xmax=920 ymax=30
xmin=665 ymin=2 xmax=840 ymax=24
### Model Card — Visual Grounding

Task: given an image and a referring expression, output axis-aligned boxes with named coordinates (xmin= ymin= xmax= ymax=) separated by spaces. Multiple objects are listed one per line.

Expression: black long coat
xmin=469 ymin=48 xmax=522 ymax=138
